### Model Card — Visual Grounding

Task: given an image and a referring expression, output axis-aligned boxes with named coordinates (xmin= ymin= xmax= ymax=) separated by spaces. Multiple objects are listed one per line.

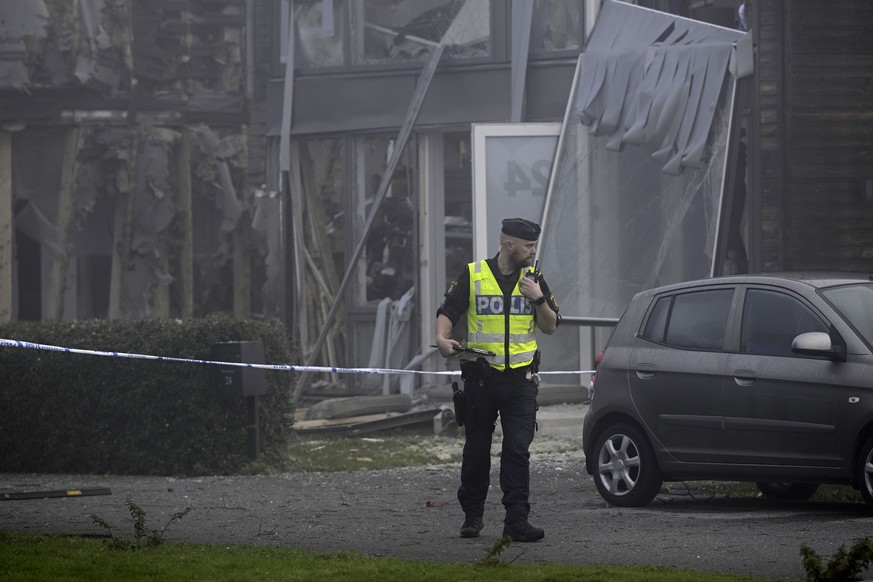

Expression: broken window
xmin=538 ymin=1 xmax=745 ymax=323
xmin=11 ymin=128 xmax=66 ymax=321
xmin=297 ymin=137 xmax=347 ymax=365
xmin=530 ymin=0 xmax=583 ymax=54
xmin=443 ymin=132 xmax=473 ymax=279
xmin=286 ymin=0 xmax=345 ymax=69
xmin=349 ymin=135 xmax=416 ymax=305
xmin=353 ymin=0 xmax=489 ymax=64
xmin=285 ymin=0 xmax=491 ymax=69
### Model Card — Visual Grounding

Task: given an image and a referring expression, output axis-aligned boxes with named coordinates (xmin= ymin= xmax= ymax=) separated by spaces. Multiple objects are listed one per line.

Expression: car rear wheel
xmin=755 ymin=482 xmax=819 ymax=501
xmin=592 ymin=423 xmax=662 ymax=507
xmin=856 ymin=435 xmax=873 ymax=510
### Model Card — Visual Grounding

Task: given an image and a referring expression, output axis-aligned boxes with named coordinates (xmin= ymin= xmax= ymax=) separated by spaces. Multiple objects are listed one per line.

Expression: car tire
xmin=856 ymin=435 xmax=873 ymax=510
xmin=755 ymin=482 xmax=819 ymax=501
xmin=592 ymin=423 xmax=662 ymax=507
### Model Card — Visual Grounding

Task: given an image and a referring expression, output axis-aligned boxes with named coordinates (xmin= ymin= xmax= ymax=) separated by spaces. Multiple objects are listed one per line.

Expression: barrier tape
xmin=0 ymin=338 xmax=594 ymax=377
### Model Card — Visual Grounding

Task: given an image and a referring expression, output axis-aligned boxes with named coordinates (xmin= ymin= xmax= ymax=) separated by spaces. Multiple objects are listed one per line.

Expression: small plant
xmin=477 ymin=535 xmax=513 ymax=566
xmin=801 ymin=537 xmax=873 ymax=581
xmin=89 ymin=498 xmax=191 ymax=550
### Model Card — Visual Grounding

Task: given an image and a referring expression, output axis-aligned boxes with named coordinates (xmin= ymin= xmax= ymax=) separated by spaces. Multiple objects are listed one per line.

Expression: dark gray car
xmin=582 ymin=273 xmax=873 ymax=509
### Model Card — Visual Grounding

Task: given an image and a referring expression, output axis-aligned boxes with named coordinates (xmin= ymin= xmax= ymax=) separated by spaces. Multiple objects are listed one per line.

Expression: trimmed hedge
xmin=0 ymin=316 xmax=296 ymax=476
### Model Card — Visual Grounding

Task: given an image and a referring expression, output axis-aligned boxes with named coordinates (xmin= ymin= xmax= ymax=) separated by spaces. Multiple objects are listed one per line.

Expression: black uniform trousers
xmin=457 ymin=367 xmax=538 ymax=524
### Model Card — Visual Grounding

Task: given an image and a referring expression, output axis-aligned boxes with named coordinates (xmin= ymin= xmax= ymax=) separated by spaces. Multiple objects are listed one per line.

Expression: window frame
xmin=526 ymin=0 xmax=587 ymax=61
xmin=819 ymin=282 xmax=873 ymax=353
xmin=281 ymin=0 xmax=500 ymax=75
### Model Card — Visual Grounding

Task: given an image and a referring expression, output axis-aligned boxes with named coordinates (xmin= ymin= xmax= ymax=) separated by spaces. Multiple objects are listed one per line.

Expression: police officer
xmin=435 ymin=217 xmax=559 ymax=542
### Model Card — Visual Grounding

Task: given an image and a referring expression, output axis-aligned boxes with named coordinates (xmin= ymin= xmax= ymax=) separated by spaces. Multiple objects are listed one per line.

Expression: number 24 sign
xmin=472 ymin=123 xmax=560 ymax=259
xmin=504 ymin=158 xmax=552 ymax=198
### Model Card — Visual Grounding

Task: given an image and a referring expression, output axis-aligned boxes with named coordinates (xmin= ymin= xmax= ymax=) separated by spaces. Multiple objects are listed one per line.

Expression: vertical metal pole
xmin=509 ymin=0 xmax=533 ymax=123
xmin=538 ymin=53 xmax=583 ymax=251
xmin=280 ymin=1 xmax=308 ymax=352
xmin=177 ymin=131 xmax=194 ymax=318
xmin=288 ymin=143 xmax=308 ymax=355
xmin=710 ymin=75 xmax=739 ymax=278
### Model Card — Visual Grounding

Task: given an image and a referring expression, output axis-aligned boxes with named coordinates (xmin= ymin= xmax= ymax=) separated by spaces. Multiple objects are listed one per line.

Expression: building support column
xmin=177 ymin=131 xmax=194 ymax=318
xmin=0 ymin=130 xmax=12 ymax=323
xmin=46 ymin=126 xmax=81 ymax=321
xmin=108 ymin=130 xmax=139 ymax=318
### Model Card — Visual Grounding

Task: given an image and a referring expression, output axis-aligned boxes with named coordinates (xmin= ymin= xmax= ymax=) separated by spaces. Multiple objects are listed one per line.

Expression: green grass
xmin=0 ymin=531 xmax=779 ymax=582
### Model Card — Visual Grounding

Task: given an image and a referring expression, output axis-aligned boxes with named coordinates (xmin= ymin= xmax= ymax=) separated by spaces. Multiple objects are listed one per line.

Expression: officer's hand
xmin=435 ymin=337 xmax=461 ymax=358
xmin=518 ymin=275 xmax=542 ymax=300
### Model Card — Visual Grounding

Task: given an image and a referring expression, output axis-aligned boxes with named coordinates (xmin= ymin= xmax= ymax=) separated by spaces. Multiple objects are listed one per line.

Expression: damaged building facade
xmin=0 ymin=0 xmax=279 ymax=323
xmin=267 ymin=0 xmax=751 ymax=395
xmin=2 ymin=1 xmax=872 ymax=398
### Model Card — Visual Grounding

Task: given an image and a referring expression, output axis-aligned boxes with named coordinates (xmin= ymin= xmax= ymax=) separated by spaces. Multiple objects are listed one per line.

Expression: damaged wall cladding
xmin=0 ymin=0 xmax=280 ymax=322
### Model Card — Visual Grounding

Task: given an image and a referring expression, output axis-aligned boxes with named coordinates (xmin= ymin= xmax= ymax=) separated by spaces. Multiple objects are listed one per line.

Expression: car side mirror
xmin=791 ymin=332 xmax=847 ymax=362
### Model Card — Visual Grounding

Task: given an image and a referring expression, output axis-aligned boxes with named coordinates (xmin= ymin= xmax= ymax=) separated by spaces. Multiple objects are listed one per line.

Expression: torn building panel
xmin=575 ymin=0 xmax=746 ymax=175
xmin=191 ymin=124 xmax=243 ymax=236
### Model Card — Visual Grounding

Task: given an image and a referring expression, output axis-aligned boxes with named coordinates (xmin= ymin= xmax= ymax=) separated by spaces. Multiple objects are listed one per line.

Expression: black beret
xmin=501 ymin=218 xmax=541 ymax=241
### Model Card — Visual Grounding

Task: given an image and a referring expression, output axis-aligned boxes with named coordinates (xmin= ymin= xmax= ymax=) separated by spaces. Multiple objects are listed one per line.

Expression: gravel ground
xmin=4 ymin=427 xmax=872 ymax=580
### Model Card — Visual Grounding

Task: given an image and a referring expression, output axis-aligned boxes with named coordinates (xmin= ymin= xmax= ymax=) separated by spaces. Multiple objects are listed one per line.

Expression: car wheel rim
xmin=597 ymin=433 xmax=641 ymax=496
xmin=865 ymin=449 xmax=873 ymax=497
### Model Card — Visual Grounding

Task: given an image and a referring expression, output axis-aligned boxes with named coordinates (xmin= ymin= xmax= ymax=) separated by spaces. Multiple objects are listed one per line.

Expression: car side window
xmin=642 ymin=289 xmax=733 ymax=350
xmin=741 ymin=289 xmax=829 ymax=357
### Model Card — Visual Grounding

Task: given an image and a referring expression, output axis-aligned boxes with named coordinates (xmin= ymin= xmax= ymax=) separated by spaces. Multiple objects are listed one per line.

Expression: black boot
xmin=460 ymin=516 xmax=484 ymax=538
xmin=503 ymin=519 xmax=544 ymax=542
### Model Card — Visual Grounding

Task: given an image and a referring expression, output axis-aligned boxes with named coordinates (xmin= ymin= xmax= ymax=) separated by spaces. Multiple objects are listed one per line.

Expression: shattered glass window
xmin=539 ymin=114 xmax=727 ymax=321
xmin=352 ymin=0 xmax=490 ymax=65
xmin=350 ymin=135 xmax=416 ymax=304
xmin=298 ymin=137 xmax=347 ymax=362
xmin=443 ymin=132 xmax=473 ymax=280
xmin=537 ymin=0 xmax=744 ymax=329
xmin=10 ymin=129 xmax=66 ymax=321
xmin=299 ymin=137 xmax=347 ymax=285
xmin=285 ymin=0 xmax=491 ymax=68
xmin=288 ymin=0 xmax=345 ymax=69
xmin=530 ymin=0 xmax=582 ymax=54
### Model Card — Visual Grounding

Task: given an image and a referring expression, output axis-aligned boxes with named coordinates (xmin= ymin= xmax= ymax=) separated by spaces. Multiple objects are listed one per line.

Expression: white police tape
xmin=0 ymin=338 xmax=594 ymax=376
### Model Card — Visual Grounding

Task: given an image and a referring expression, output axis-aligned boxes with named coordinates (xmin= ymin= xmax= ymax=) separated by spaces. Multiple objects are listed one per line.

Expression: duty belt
xmin=491 ymin=365 xmax=531 ymax=376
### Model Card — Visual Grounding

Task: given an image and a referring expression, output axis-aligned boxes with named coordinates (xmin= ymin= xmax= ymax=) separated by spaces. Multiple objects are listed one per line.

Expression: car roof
xmin=642 ymin=272 xmax=873 ymax=297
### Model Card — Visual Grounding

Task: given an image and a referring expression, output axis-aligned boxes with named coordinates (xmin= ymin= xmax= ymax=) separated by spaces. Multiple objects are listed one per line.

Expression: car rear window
xmin=642 ymin=289 xmax=732 ymax=350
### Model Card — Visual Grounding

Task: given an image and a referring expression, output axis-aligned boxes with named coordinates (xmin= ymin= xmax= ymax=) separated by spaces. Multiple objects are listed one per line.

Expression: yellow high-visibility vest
xmin=466 ymin=260 xmax=537 ymax=371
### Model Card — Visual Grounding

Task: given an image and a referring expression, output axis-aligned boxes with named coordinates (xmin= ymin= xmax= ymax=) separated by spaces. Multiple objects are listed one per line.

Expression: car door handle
xmin=733 ymin=369 xmax=757 ymax=386
xmin=635 ymin=363 xmax=657 ymax=379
